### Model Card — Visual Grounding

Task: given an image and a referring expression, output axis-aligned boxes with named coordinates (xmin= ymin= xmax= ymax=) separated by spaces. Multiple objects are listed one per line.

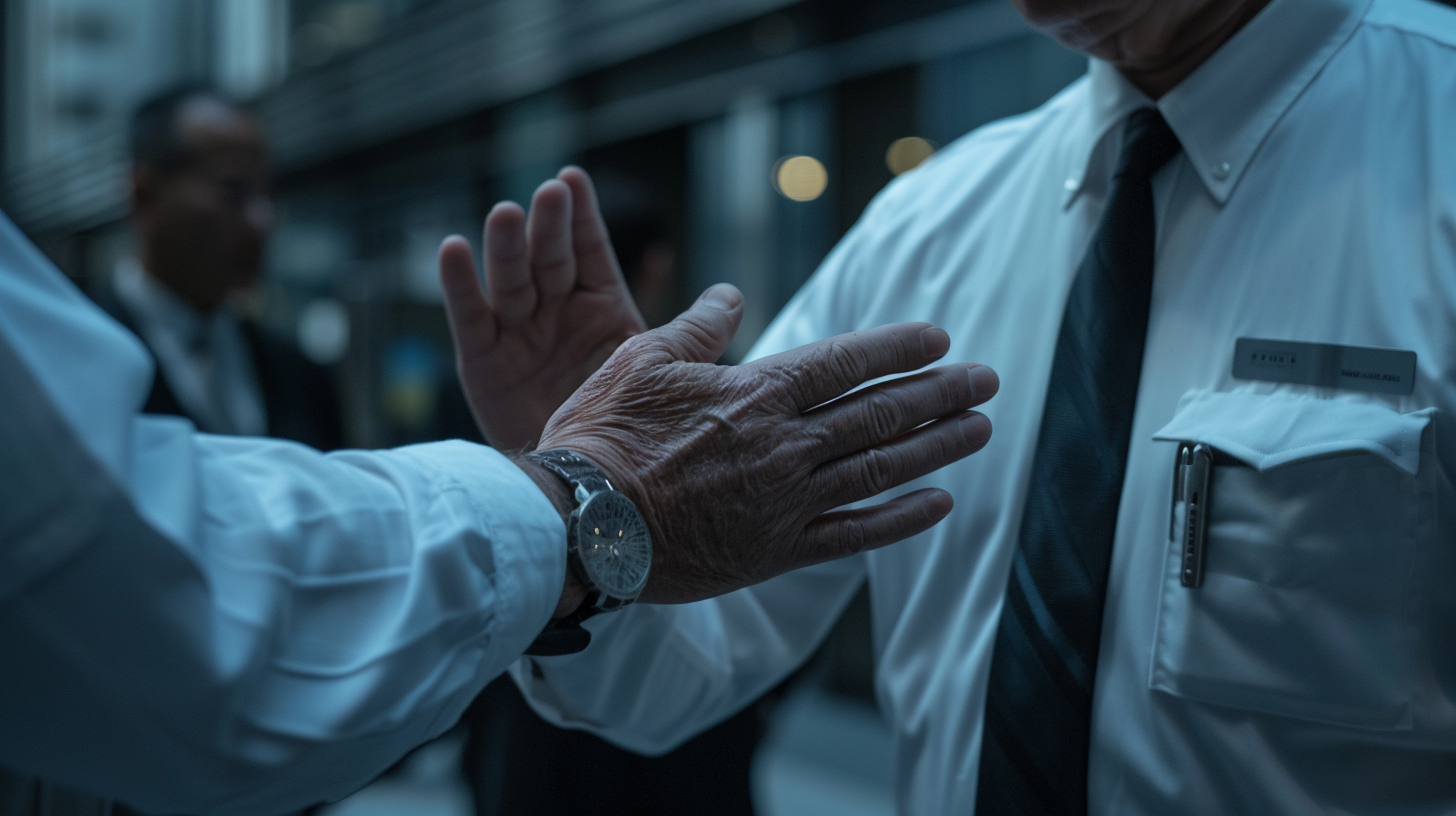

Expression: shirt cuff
xmin=392 ymin=440 xmax=566 ymax=670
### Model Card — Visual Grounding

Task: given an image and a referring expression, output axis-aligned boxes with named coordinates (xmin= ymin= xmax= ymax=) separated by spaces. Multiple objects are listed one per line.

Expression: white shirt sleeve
xmin=513 ymin=216 xmax=885 ymax=754
xmin=0 ymin=210 xmax=566 ymax=815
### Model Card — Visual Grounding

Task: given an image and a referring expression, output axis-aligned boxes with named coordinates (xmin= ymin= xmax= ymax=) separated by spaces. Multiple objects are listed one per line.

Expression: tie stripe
xmin=975 ymin=108 xmax=1181 ymax=816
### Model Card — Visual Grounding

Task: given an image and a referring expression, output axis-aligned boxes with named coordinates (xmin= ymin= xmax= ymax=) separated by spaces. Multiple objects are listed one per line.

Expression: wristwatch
xmin=524 ymin=449 xmax=652 ymax=656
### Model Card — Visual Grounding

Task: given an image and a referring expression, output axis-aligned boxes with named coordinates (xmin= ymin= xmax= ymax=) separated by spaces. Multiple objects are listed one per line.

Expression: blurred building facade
xmin=2 ymin=0 xmax=1086 ymax=449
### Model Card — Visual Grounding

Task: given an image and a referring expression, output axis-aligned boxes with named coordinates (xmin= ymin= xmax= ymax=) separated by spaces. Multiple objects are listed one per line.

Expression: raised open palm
xmin=439 ymin=167 xmax=647 ymax=450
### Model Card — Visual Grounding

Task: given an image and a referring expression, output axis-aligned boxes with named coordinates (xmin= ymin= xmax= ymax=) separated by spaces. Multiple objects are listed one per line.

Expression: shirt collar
xmin=1063 ymin=0 xmax=1369 ymax=208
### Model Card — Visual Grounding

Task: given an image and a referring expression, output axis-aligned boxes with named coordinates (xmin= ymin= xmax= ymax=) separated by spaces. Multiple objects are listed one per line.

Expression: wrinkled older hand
xmin=538 ymin=284 xmax=999 ymax=604
xmin=439 ymin=167 xmax=645 ymax=450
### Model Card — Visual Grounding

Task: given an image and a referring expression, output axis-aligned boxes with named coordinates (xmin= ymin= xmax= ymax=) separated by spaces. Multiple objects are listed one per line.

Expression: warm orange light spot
xmin=886 ymin=137 xmax=937 ymax=175
xmin=773 ymin=155 xmax=828 ymax=201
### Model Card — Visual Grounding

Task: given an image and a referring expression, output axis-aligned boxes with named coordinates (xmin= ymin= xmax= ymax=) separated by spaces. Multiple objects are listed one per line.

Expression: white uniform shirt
xmin=516 ymin=0 xmax=1456 ymax=813
xmin=0 ymin=210 xmax=566 ymax=814
xmin=112 ymin=258 xmax=267 ymax=436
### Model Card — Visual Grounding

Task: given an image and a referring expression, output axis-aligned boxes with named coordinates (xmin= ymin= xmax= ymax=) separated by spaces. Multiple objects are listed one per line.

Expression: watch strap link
xmin=523 ymin=449 xmax=617 ymax=657
xmin=529 ymin=449 xmax=612 ymax=496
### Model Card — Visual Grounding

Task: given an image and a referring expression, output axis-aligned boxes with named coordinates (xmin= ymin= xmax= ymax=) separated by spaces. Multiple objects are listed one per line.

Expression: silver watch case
xmin=568 ymin=487 xmax=652 ymax=609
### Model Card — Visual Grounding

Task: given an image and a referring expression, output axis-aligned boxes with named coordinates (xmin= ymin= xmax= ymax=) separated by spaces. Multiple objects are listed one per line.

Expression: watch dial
xmin=576 ymin=491 xmax=652 ymax=598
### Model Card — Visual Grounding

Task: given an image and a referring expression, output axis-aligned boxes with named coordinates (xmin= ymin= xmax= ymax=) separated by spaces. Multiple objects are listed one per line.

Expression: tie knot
xmin=1114 ymin=108 xmax=1182 ymax=179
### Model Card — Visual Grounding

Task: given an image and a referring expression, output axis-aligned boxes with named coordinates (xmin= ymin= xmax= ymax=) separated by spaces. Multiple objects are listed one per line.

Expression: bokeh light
xmin=772 ymin=155 xmax=829 ymax=201
xmin=886 ymin=136 xmax=937 ymax=175
xmin=297 ymin=298 xmax=351 ymax=365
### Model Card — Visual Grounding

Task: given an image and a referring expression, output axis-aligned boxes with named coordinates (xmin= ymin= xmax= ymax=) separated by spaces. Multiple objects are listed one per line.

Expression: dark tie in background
xmin=975 ymin=108 xmax=1181 ymax=815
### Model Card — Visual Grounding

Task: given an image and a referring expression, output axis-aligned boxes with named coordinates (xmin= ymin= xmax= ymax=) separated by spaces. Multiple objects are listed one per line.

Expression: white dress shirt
xmin=111 ymin=258 xmax=268 ymax=437
xmin=0 ymin=210 xmax=566 ymax=814
xmin=515 ymin=0 xmax=1456 ymax=813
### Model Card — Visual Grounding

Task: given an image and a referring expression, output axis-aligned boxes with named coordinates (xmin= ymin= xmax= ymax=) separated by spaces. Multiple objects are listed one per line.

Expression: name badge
xmin=1232 ymin=338 xmax=1416 ymax=395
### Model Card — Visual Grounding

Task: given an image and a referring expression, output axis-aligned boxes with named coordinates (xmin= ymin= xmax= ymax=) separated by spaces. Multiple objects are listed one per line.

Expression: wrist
xmin=512 ymin=454 xmax=587 ymax=619
xmin=554 ymin=570 xmax=588 ymax=619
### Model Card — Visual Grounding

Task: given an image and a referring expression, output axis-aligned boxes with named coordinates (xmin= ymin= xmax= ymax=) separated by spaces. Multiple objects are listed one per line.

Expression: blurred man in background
xmin=94 ymin=87 xmax=342 ymax=451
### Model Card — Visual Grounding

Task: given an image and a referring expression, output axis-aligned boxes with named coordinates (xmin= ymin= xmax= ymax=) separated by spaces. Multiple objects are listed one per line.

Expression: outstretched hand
xmin=440 ymin=167 xmax=647 ymax=450
xmin=537 ymin=284 xmax=1000 ymax=605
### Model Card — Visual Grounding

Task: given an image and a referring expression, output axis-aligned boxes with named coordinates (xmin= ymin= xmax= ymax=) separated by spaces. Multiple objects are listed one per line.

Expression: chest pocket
xmin=1148 ymin=390 xmax=1436 ymax=730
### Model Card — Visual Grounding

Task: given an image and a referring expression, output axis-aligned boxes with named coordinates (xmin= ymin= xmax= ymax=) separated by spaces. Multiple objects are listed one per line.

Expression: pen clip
xmin=1170 ymin=442 xmax=1191 ymax=541
xmin=1177 ymin=443 xmax=1214 ymax=588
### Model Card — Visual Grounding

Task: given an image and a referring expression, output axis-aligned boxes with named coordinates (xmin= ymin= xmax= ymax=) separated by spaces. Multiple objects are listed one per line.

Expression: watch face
xmin=575 ymin=491 xmax=652 ymax=599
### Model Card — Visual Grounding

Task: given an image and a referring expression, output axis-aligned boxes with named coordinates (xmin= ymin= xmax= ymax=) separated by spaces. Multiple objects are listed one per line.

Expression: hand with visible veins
xmin=439 ymin=167 xmax=646 ymax=451
xmin=534 ymin=284 xmax=1000 ymax=605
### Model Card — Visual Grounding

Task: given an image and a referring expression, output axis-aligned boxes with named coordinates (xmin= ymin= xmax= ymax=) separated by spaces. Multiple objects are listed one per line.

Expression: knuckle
xmin=824 ymin=339 xmax=870 ymax=389
xmin=894 ymin=332 xmax=919 ymax=369
xmin=858 ymin=448 xmax=898 ymax=495
xmin=836 ymin=517 xmax=867 ymax=555
xmin=493 ymin=270 xmax=535 ymax=297
xmin=750 ymin=368 xmax=801 ymax=412
xmin=954 ymin=415 xmax=986 ymax=452
xmin=617 ymin=332 xmax=652 ymax=356
xmin=916 ymin=424 xmax=960 ymax=467
xmin=613 ymin=332 xmax=661 ymax=366
xmin=930 ymin=429 xmax=962 ymax=466
xmin=675 ymin=306 xmax=735 ymax=357
xmin=940 ymin=369 xmax=973 ymax=409
xmin=882 ymin=326 xmax=922 ymax=370
xmin=864 ymin=392 xmax=906 ymax=441
xmin=536 ymin=256 xmax=574 ymax=280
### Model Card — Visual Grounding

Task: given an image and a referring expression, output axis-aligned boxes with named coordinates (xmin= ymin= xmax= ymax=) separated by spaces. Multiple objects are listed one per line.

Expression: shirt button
xmin=1211 ymin=161 xmax=1232 ymax=180
xmin=1064 ymin=177 xmax=1079 ymax=191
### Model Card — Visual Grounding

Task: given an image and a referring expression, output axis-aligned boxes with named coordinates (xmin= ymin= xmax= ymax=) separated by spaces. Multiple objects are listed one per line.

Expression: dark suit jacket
xmin=94 ymin=282 xmax=345 ymax=452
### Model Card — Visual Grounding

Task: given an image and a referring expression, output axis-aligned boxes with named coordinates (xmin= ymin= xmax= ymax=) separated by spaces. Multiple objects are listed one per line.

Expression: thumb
xmin=643 ymin=284 xmax=743 ymax=364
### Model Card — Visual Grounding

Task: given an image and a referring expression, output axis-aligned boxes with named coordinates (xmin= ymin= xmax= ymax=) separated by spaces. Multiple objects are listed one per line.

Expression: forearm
xmin=1 ymin=420 xmax=566 ymax=814
xmin=0 ymin=211 xmax=576 ymax=812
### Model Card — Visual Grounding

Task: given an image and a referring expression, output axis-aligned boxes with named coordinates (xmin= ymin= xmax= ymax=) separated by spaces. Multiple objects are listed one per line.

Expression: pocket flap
xmin=1152 ymin=390 xmax=1433 ymax=475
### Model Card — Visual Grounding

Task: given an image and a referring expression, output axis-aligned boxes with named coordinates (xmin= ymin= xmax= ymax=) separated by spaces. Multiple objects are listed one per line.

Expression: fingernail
xmin=967 ymin=365 xmax=999 ymax=401
xmin=920 ymin=327 xmax=950 ymax=357
xmin=960 ymin=412 xmax=992 ymax=446
xmin=701 ymin=284 xmax=742 ymax=310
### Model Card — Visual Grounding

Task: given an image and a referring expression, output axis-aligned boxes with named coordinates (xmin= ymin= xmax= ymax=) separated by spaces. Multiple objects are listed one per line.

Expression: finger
xmin=748 ymin=323 xmax=952 ymax=411
xmin=807 ymin=364 xmax=998 ymax=462
xmin=526 ymin=179 xmax=577 ymax=301
xmin=557 ymin=166 xmax=628 ymax=291
xmin=484 ymin=201 xmax=536 ymax=325
xmin=438 ymin=235 xmax=498 ymax=354
xmin=632 ymin=284 xmax=743 ymax=364
xmin=811 ymin=411 xmax=992 ymax=509
xmin=792 ymin=489 xmax=954 ymax=564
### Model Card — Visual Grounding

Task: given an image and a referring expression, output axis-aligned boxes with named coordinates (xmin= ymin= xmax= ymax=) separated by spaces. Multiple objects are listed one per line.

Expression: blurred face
xmin=1008 ymin=0 xmax=1270 ymax=97
xmin=131 ymin=97 xmax=275 ymax=313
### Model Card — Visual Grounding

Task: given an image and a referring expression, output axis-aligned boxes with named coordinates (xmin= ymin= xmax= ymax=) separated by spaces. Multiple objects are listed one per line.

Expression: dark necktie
xmin=975 ymin=108 xmax=1181 ymax=815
